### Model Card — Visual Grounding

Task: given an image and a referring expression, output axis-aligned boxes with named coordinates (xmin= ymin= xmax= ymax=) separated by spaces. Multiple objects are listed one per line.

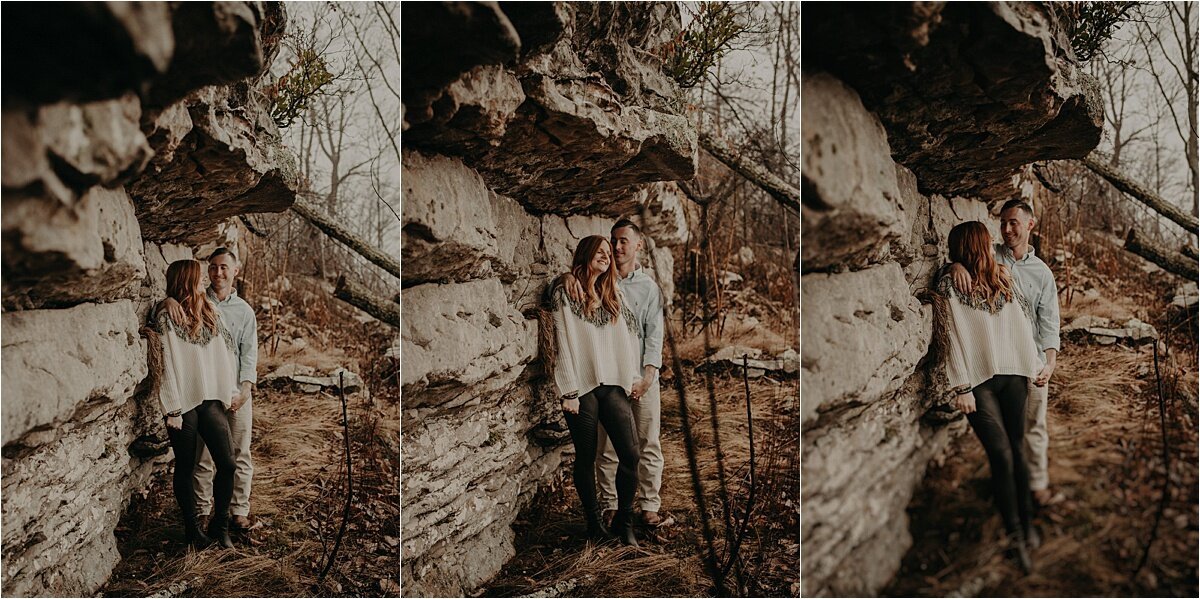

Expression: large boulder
xmin=401 ymin=279 xmax=536 ymax=410
xmin=801 ymin=72 xmax=907 ymax=273
xmin=800 ymin=263 xmax=931 ymax=427
xmin=1 ymin=300 xmax=147 ymax=450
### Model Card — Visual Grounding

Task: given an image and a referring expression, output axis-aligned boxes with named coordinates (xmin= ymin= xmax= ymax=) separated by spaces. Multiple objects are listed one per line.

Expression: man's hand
xmin=160 ymin=297 xmax=187 ymax=325
xmin=630 ymin=366 xmax=657 ymax=400
xmin=229 ymin=383 xmax=252 ymax=412
xmin=953 ymin=392 xmax=976 ymax=414
xmin=562 ymin=397 xmax=580 ymax=415
xmin=561 ymin=273 xmax=585 ymax=304
xmin=630 ymin=378 xmax=650 ymax=401
xmin=1034 ymin=360 xmax=1056 ymax=387
xmin=949 ymin=263 xmax=972 ymax=294
xmin=165 ymin=415 xmax=183 ymax=430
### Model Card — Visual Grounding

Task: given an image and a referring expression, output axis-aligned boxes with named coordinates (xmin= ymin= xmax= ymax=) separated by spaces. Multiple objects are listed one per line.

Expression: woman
xmin=150 ymin=260 xmax=240 ymax=549
xmin=549 ymin=235 xmax=643 ymax=546
xmin=933 ymin=221 xmax=1045 ymax=573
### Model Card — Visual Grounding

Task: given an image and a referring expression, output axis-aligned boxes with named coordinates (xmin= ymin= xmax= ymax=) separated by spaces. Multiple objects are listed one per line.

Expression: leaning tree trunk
xmin=1125 ymin=227 xmax=1199 ymax=280
xmin=1080 ymin=152 xmax=1199 ymax=233
xmin=335 ymin=275 xmax=400 ymax=328
xmin=698 ymin=133 xmax=800 ymax=213
xmin=292 ymin=195 xmax=401 ymax=280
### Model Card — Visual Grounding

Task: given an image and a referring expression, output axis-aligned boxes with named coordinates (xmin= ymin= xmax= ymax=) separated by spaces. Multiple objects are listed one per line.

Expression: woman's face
xmin=589 ymin=240 xmax=612 ymax=275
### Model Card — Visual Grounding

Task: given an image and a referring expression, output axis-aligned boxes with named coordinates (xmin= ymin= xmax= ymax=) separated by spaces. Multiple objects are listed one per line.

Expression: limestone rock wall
xmin=400 ymin=2 xmax=693 ymax=595
xmin=800 ymin=3 xmax=1102 ymax=595
xmin=0 ymin=3 xmax=298 ymax=595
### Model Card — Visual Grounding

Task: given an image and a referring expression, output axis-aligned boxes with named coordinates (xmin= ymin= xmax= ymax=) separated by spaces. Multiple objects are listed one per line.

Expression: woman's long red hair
xmin=949 ymin=221 xmax=1015 ymax=308
xmin=570 ymin=236 xmax=620 ymax=319
xmin=166 ymin=260 xmax=221 ymax=337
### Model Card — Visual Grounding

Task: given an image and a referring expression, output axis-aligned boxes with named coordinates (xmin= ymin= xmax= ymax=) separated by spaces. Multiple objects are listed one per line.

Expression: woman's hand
xmin=229 ymin=391 xmax=245 ymax=413
xmin=165 ymin=415 xmax=183 ymax=430
xmin=953 ymin=392 xmax=976 ymax=414
xmin=562 ymin=397 xmax=580 ymax=415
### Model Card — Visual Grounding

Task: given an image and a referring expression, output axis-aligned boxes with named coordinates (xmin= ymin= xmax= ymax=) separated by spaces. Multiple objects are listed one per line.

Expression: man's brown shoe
xmin=642 ymin=511 xmax=663 ymax=527
xmin=231 ymin=515 xmax=253 ymax=531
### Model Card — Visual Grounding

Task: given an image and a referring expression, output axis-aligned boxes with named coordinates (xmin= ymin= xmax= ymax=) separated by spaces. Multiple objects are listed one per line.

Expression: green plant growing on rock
xmin=1051 ymin=1 xmax=1141 ymax=62
xmin=660 ymin=2 xmax=751 ymax=89
xmin=265 ymin=46 xmax=334 ymax=129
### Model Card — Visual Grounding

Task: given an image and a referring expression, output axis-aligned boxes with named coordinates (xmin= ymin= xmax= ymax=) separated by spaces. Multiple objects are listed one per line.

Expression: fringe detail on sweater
xmin=551 ymin=286 xmax=642 ymax=340
xmin=141 ymin=325 xmax=164 ymax=408
xmin=152 ymin=305 xmax=237 ymax=355
xmin=536 ymin=284 xmax=560 ymax=377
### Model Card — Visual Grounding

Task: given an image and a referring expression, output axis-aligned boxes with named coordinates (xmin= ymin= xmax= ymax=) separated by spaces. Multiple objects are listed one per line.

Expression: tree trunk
xmin=1125 ymin=227 xmax=1198 ymax=280
xmin=1182 ymin=243 xmax=1198 ymax=262
xmin=1079 ymin=152 xmax=1199 ymax=233
xmin=335 ymin=275 xmax=400 ymax=328
xmin=698 ymin=133 xmax=800 ymax=213
xmin=292 ymin=195 xmax=401 ymax=280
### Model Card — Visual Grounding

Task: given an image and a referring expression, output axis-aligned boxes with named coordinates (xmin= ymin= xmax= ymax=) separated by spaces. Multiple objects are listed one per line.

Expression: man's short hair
xmin=1000 ymin=199 xmax=1035 ymax=218
xmin=209 ymin=247 xmax=239 ymax=264
xmin=611 ymin=218 xmax=642 ymax=236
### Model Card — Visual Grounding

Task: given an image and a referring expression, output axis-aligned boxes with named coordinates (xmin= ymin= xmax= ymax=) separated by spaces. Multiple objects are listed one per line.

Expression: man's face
xmin=1000 ymin=207 xmax=1034 ymax=249
xmin=208 ymin=254 xmax=239 ymax=291
xmin=611 ymin=227 xmax=643 ymax=266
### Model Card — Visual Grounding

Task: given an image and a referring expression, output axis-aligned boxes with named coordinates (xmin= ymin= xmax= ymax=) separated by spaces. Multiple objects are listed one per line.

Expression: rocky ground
xmin=479 ymin=314 xmax=800 ymax=598
xmin=885 ymin=281 xmax=1199 ymax=597
xmin=99 ymin=280 xmax=400 ymax=598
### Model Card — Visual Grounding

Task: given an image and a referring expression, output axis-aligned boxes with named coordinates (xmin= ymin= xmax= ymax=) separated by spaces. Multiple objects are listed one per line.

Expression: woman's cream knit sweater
xmin=551 ymin=287 xmax=643 ymax=399
xmin=934 ymin=273 xmax=1044 ymax=398
xmin=152 ymin=305 xmax=239 ymax=416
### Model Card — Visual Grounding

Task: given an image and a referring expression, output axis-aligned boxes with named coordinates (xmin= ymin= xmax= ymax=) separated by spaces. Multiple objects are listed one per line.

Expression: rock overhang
xmin=402 ymin=1 xmax=697 ymax=218
xmin=801 ymin=2 xmax=1104 ymax=202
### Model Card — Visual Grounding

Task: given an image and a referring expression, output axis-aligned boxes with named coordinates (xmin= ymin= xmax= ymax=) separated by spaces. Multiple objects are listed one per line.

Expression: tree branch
xmin=335 ymin=275 xmax=400 ymax=328
xmin=698 ymin=133 xmax=800 ymax=214
xmin=1125 ymin=227 xmax=1198 ymax=280
xmin=292 ymin=195 xmax=401 ymax=279
xmin=1079 ymin=152 xmax=1199 ymax=232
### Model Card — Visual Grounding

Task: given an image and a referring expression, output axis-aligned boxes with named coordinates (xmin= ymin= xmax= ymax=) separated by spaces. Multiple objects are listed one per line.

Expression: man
xmin=563 ymin=219 xmax=666 ymax=527
xmin=165 ymin=247 xmax=259 ymax=531
xmin=951 ymin=199 xmax=1061 ymax=506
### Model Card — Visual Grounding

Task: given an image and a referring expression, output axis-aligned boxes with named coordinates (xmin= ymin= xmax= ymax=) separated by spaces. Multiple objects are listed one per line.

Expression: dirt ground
xmin=481 ymin=362 xmax=800 ymax=598
xmin=884 ymin=292 xmax=1199 ymax=597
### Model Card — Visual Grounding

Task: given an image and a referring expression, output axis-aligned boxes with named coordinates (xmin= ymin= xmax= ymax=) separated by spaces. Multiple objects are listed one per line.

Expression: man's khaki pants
xmin=195 ymin=397 xmax=254 ymax=517
xmin=596 ymin=381 xmax=663 ymax=512
xmin=1025 ymin=380 xmax=1050 ymax=491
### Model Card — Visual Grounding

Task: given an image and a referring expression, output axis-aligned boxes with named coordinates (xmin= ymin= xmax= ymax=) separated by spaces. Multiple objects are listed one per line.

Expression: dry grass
xmin=481 ymin=370 xmax=799 ymax=598
xmin=884 ymin=343 xmax=1198 ymax=597
xmin=671 ymin=312 xmax=797 ymax=362
xmin=102 ymin=280 xmax=400 ymax=598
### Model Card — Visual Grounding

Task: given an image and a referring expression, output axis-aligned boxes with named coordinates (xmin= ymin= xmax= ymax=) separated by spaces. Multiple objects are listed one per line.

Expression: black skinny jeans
xmin=166 ymin=400 xmax=236 ymax=525
xmin=564 ymin=385 xmax=641 ymax=515
xmin=966 ymin=374 xmax=1033 ymax=537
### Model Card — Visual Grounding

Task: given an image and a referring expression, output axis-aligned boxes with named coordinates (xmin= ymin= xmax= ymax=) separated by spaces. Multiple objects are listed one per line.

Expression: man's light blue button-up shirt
xmin=208 ymin=287 xmax=259 ymax=385
xmin=995 ymin=243 xmax=1060 ymax=362
xmin=617 ymin=265 xmax=664 ymax=370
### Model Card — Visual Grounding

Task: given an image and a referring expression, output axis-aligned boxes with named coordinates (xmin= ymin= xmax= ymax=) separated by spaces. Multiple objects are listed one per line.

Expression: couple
xmin=547 ymin=219 xmax=666 ymax=547
xmin=934 ymin=199 xmax=1061 ymax=573
xmin=149 ymin=248 xmax=259 ymax=549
